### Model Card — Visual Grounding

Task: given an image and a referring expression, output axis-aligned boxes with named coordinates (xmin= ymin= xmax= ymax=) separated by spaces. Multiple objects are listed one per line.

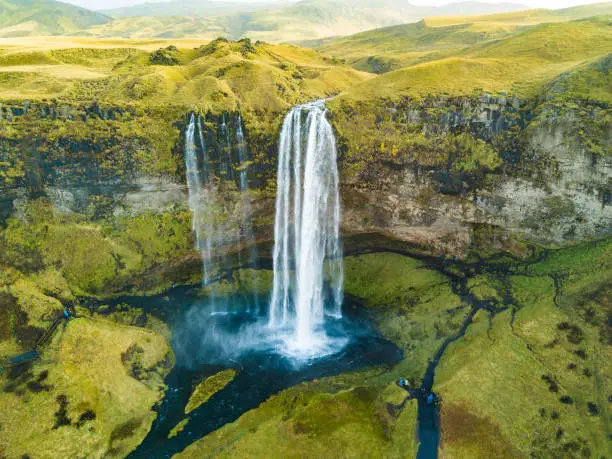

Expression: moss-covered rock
xmin=185 ymin=369 xmax=237 ymax=414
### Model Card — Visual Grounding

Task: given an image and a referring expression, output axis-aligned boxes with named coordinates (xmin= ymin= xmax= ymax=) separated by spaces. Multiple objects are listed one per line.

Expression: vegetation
xmin=178 ymin=374 xmax=419 ymax=458
xmin=1 ymin=0 xmax=532 ymax=43
xmin=316 ymin=4 xmax=612 ymax=74
xmin=333 ymin=17 xmax=612 ymax=100
xmin=0 ymin=317 xmax=173 ymax=458
xmin=317 ymin=19 xmax=521 ymax=74
xmin=149 ymin=45 xmax=181 ymax=66
xmin=0 ymin=199 xmax=196 ymax=298
xmin=435 ymin=239 xmax=611 ymax=457
xmin=0 ymin=0 xmax=110 ymax=38
xmin=185 ymin=369 xmax=237 ymax=414
xmin=0 ymin=37 xmax=367 ymax=111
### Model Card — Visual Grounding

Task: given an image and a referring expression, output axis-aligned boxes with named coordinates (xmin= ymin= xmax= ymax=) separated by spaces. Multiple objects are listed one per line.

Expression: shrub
xmin=149 ymin=46 xmax=180 ymax=66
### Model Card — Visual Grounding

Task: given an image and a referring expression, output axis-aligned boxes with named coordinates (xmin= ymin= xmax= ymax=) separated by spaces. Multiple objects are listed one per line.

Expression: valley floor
xmin=2 ymin=235 xmax=608 ymax=458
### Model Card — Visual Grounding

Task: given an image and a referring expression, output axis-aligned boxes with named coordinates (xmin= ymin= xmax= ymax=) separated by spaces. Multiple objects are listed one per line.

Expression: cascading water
xmin=236 ymin=113 xmax=260 ymax=311
xmin=179 ymin=105 xmax=345 ymax=362
xmin=236 ymin=113 xmax=250 ymax=193
xmin=184 ymin=114 xmax=212 ymax=286
xmin=220 ymin=114 xmax=235 ymax=181
xmin=269 ymin=100 xmax=344 ymax=354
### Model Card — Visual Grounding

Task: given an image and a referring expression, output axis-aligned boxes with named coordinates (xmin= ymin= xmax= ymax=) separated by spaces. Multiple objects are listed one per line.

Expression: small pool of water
xmin=123 ymin=287 xmax=402 ymax=458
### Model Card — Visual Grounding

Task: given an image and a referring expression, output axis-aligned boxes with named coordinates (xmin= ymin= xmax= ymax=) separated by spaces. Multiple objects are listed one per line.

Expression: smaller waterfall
xmin=236 ymin=113 xmax=250 ymax=193
xmin=269 ymin=100 xmax=344 ymax=354
xmin=220 ymin=114 xmax=235 ymax=181
xmin=184 ymin=115 xmax=210 ymax=285
xmin=236 ymin=113 xmax=260 ymax=311
xmin=197 ymin=115 xmax=210 ymax=183
xmin=184 ymin=112 xmax=262 ymax=299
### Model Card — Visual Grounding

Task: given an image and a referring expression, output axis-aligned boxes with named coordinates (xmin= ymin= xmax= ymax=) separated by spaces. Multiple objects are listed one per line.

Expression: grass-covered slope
xmin=436 ymin=239 xmax=612 ymax=458
xmin=317 ymin=19 xmax=521 ymax=74
xmin=0 ymin=317 xmax=173 ymax=458
xmin=334 ymin=17 xmax=612 ymax=100
xmin=100 ymin=0 xmax=280 ymax=19
xmin=0 ymin=37 xmax=368 ymax=111
xmin=85 ymin=0 xmax=528 ymax=43
xmin=426 ymin=1 xmax=612 ymax=27
xmin=317 ymin=3 xmax=612 ymax=74
xmin=0 ymin=0 xmax=110 ymax=38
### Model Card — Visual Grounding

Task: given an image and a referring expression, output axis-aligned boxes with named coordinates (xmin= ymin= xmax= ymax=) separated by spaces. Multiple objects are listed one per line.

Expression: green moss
xmin=168 ymin=418 xmax=190 ymax=439
xmin=0 ymin=198 xmax=202 ymax=298
xmin=344 ymin=252 xmax=469 ymax=382
xmin=185 ymin=369 xmax=237 ymax=414
xmin=344 ymin=252 xmax=448 ymax=308
xmin=381 ymin=381 xmax=410 ymax=405
xmin=466 ymin=274 xmax=505 ymax=303
xmin=177 ymin=373 xmax=418 ymax=459
xmin=199 ymin=269 xmax=274 ymax=299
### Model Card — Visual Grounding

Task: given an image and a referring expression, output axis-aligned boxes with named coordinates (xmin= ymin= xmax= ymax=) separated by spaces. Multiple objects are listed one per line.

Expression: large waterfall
xmin=180 ymin=105 xmax=344 ymax=361
xmin=269 ymin=100 xmax=344 ymax=353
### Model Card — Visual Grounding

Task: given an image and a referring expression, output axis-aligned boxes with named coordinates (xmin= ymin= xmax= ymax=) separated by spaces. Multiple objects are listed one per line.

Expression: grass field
xmin=0 ymin=37 xmax=369 ymax=110
xmin=317 ymin=3 xmax=612 ymax=74
xmin=0 ymin=317 xmax=173 ymax=458
xmin=332 ymin=16 xmax=612 ymax=100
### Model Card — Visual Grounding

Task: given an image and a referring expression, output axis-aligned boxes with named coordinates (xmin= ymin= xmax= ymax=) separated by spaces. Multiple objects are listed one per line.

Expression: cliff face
xmin=330 ymin=79 xmax=611 ymax=255
xmin=1 ymin=61 xmax=610 ymax=269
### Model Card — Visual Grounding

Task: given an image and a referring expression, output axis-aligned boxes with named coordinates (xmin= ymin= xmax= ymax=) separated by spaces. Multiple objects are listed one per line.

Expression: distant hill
xmin=335 ymin=16 xmax=612 ymax=101
xmin=85 ymin=0 xmax=528 ymax=43
xmin=0 ymin=0 xmax=110 ymax=37
xmin=317 ymin=2 xmax=612 ymax=73
xmin=101 ymin=0 xmax=284 ymax=19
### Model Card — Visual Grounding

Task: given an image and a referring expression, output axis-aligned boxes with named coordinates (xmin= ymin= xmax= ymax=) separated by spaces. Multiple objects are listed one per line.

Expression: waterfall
xmin=236 ymin=112 xmax=260 ymax=311
xmin=220 ymin=114 xmax=235 ymax=181
xmin=184 ymin=112 xmax=260 ymax=298
xmin=236 ymin=113 xmax=250 ymax=193
xmin=197 ymin=115 xmax=210 ymax=183
xmin=269 ymin=100 xmax=344 ymax=351
xmin=184 ymin=115 xmax=209 ymax=285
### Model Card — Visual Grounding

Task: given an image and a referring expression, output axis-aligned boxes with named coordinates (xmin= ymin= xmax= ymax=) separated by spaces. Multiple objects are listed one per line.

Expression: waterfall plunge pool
xmin=122 ymin=286 xmax=402 ymax=458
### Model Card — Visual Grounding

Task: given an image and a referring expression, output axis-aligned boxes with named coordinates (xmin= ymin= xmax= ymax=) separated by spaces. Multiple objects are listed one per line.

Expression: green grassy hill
xmin=317 ymin=2 xmax=612 ymax=73
xmin=425 ymin=1 xmax=612 ymax=27
xmin=317 ymin=19 xmax=521 ymax=74
xmin=0 ymin=37 xmax=369 ymax=111
xmin=0 ymin=0 xmax=110 ymax=37
xmin=78 ymin=15 xmax=227 ymax=40
xmin=101 ymin=0 xmax=281 ymax=19
xmin=332 ymin=16 xmax=612 ymax=101
xmin=83 ymin=0 xmax=528 ymax=43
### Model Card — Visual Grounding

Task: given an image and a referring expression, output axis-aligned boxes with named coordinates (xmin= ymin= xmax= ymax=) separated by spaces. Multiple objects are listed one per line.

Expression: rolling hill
xmin=0 ymin=0 xmax=110 ymax=37
xmin=332 ymin=16 xmax=612 ymax=102
xmin=2 ymin=0 xmax=528 ymax=43
xmin=90 ymin=0 xmax=528 ymax=43
xmin=101 ymin=0 xmax=284 ymax=19
xmin=316 ymin=2 xmax=612 ymax=73
xmin=0 ymin=36 xmax=370 ymax=111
